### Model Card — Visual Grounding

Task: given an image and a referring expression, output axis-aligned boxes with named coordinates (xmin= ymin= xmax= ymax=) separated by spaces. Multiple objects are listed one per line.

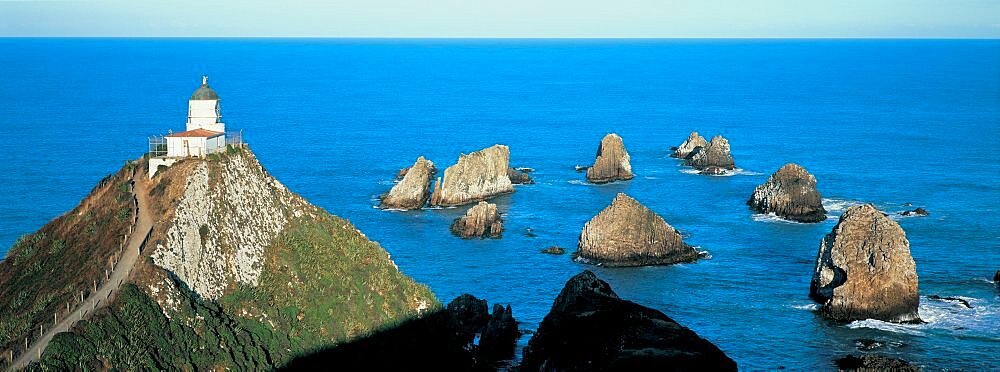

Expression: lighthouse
xmin=147 ymin=76 xmax=240 ymax=178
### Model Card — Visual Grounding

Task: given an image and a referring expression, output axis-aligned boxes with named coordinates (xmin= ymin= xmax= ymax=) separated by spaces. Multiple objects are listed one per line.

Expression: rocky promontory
xmin=586 ymin=133 xmax=634 ymax=183
xmin=671 ymin=131 xmax=708 ymax=159
xmin=810 ymin=204 xmax=921 ymax=323
xmin=430 ymin=145 xmax=514 ymax=206
xmin=748 ymin=163 xmax=827 ymax=223
xmin=521 ymin=271 xmax=737 ymax=371
xmin=686 ymin=135 xmax=735 ymax=171
xmin=450 ymin=201 xmax=503 ymax=239
xmin=380 ymin=156 xmax=436 ymax=210
xmin=577 ymin=193 xmax=699 ymax=267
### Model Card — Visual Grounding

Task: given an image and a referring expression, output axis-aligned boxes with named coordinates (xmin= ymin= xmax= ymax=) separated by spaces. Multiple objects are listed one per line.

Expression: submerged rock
xmin=586 ymin=133 xmax=634 ymax=183
xmin=380 ymin=156 xmax=436 ymax=210
xmin=479 ymin=304 xmax=519 ymax=361
xmin=450 ymin=201 xmax=503 ymax=239
xmin=748 ymin=163 xmax=827 ymax=223
xmin=577 ymin=193 xmax=699 ymax=267
xmin=927 ymin=295 xmax=972 ymax=309
xmin=574 ymin=165 xmax=589 ymax=173
xmin=699 ymin=166 xmax=728 ymax=175
xmin=540 ymin=246 xmax=566 ymax=255
xmin=521 ymin=271 xmax=737 ymax=371
xmin=901 ymin=208 xmax=929 ymax=217
xmin=810 ymin=204 xmax=921 ymax=323
xmin=430 ymin=144 xmax=514 ymax=207
xmin=671 ymin=131 xmax=708 ymax=159
xmin=507 ymin=167 xmax=534 ymax=184
xmin=835 ymin=354 xmax=920 ymax=372
xmin=686 ymin=135 xmax=735 ymax=171
xmin=994 ymin=270 xmax=1000 ymax=285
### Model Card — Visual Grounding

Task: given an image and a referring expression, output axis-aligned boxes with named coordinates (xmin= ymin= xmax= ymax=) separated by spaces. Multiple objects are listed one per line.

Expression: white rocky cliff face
xmin=152 ymin=151 xmax=308 ymax=300
xmin=430 ymin=145 xmax=514 ymax=207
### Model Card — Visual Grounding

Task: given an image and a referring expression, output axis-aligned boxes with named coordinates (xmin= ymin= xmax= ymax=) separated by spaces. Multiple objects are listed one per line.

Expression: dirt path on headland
xmin=9 ymin=167 xmax=154 ymax=370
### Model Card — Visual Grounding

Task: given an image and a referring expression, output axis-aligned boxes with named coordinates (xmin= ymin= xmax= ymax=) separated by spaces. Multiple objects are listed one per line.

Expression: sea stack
xmin=686 ymin=135 xmax=735 ymax=171
xmin=810 ymin=204 xmax=921 ymax=323
xmin=450 ymin=201 xmax=503 ymax=239
xmin=521 ymin=271 xmax=737 ymax=371
xmin=507 ymin=167 xmax=534 ymax=184
xmin=748 ymin=163 xmax=827 ymax=223
xmin=380 ymin=156 xmax=436 ymax=210
xmin=586 ymin=133 xmax=634 ymax=184
xmin=430 ymin=145 xmax=514 ymax=206
xmin=576 ymin=193 xmax=699 ymax=267
xmin=671 ymin=131 xmax=708 ymax=159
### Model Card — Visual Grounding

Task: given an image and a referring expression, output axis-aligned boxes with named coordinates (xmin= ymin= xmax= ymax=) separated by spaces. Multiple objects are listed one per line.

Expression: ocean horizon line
xmin=1 ymin=36 xmax=998 ymax=41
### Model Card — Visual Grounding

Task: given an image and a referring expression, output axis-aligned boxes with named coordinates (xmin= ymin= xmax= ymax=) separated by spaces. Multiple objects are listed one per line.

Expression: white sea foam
xmin=846 ymin=295 xmax=998 ymax=337
xmin=567 ymin=179 xmax=590 ymax=186
xmin=822 ymin=198 xmax=864 ymax=213
xmin=678 ymin=168 xmax=761 ymax=177
xmin=644 ymin=176 xmax=660 ymax=180
xmin=377 ymin=180 xmax=396 ymax=186
xmin=792 ymin=303 xmax=820 ymax=311
xmin=751 ymin=213 xmax=806 ymax=224
xmin=847 ymin=319 xmax=927 ymax=336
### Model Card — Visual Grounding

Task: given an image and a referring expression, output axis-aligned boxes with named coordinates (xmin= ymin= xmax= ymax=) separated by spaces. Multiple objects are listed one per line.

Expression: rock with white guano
xmin=686 ymin=135 xmax=735 ymax=171
xmin=576 ymin=193 xmax=699 ymax=267
xmin=380 ymin=156 xmax=436 ymax=210
xmin=748 ymin=163 xmax=827 ymax=223
xmin=671 ymin=131 xmax=708 ymax=159
xmin=810 ymin=204 xmax=921 ymax=323
xmin=430 ymin=145 xmax=514 ymax=207
xmin=586 ymin=133 xmax=633 ymax=184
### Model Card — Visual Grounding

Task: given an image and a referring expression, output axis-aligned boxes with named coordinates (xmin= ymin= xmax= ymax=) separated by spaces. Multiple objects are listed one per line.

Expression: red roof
xmin=166 ymin=128 xmax=224 ymax=138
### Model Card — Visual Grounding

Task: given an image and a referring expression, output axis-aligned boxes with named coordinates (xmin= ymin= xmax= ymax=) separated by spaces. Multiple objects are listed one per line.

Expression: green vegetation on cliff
xmin=0 ymin=163 xmax=134 ymax=356
xmin=11 ymin=149 xmax=438 ymax=369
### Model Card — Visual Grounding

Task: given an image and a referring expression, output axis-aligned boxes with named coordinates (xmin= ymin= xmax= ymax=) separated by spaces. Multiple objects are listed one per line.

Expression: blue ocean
xmin=1 ymin=38 xmax=998 ymax=369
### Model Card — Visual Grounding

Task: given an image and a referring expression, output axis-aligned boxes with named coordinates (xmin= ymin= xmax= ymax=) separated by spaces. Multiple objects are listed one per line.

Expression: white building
xmin=149 ymin=76 xmax=236 ymax=178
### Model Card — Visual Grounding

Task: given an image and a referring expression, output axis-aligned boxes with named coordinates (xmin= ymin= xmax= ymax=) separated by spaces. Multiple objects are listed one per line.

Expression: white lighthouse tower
xmin=187 ymin=75 xmax=225 ymax=133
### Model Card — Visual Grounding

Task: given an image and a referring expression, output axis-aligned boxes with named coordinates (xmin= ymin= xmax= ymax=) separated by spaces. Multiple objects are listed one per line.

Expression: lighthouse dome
xmin=190 ymin=76 xmax=220 ymax=100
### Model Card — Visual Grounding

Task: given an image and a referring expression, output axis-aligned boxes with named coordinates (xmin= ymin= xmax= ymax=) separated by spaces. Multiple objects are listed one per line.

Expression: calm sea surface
xmin=1 ymin=38 xmax=998 ymax=369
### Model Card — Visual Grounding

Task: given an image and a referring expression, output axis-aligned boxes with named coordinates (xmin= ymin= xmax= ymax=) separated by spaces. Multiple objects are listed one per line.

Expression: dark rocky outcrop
xmin=835 ymin=354 xmax=920 ymax=371
xmin=380 ymin=156 xmax=436 ymax=210
xmin=450 ymin=201 xmax=503 ymax=239
xmin=994 ymin=270 xmax=999 ymax=285
xmin=671 ymin=131 xmax=708 ymax=159
xmin=748 ymin=163 xmax=827 ymax=223
xmin=507 ymin=167 xmax=534 ymax=185
xmin=574 ymin=165 xmax=589 ymax=173
xmin=478 ymin=304 xmax=519 ymax=361
xmin=521 ymin=271 xmax=737 ymax=371
xmin=286 ymin=294 xmax=518 ymax=370
xmin=928 ymin=295 xmax=972 ymax=309
xmin=810 ymin=204 xmax=921 ymax=323
xmin=446 ymin=294 xmax=490 ymax=335
xmin=686 ymin=135 xmax=735 ymax=171
xmin=586 ymin=133 xmax=634 ymax=184
xmin=540 ymin=246 xmax=566 ymax=255
xmin=393 ymin=167 xmax=410 ymax=181
xmin=577 ymin=193 xmax=699 ymax=267
xmin=430 ymin=145 xmax=514 ymax=207
xmin=901 ymin=208 xmax=929 ymax=217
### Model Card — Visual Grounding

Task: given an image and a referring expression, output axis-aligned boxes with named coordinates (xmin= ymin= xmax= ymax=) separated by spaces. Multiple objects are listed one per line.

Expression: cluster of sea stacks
xmin=375 ymin=131 xmax=938 ymax=368
xmin=671 ymin=131 xmax=736 ymax=175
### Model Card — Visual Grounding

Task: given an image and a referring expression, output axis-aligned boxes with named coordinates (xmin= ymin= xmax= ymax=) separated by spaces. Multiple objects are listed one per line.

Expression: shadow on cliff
xmin=279 ymin=295 xmax=519 ymax=371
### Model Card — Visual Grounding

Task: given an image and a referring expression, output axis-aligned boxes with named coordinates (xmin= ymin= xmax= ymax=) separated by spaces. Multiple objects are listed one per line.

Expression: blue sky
xmin=1 ymin=0 xmax=998 ymax=38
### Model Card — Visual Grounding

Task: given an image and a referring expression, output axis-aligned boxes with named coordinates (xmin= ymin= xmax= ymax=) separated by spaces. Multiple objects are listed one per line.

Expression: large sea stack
xmin=521 ymin=271 xmax=737 ymax=371
xmin=380 ymin=156 xmax=436 ymax=210
xmin=671 ymin=131 xmax=708 ymax=159
xmin=686 ymin=135 xmax=735 ymax=171
xmin=430 ymin=144 xmax=514 ymax=207
xmin=450 ymin=201 xmax=503 ymax=239
xmin=577 ymin=193 xmax=699 ymax=267
xmin=586 ymin=133 xmax=634 ymax=183
xmin=748 ymin=163 xmax=827 ymax=223
xmin=810 ymin=204 xmax=921 ymax=323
